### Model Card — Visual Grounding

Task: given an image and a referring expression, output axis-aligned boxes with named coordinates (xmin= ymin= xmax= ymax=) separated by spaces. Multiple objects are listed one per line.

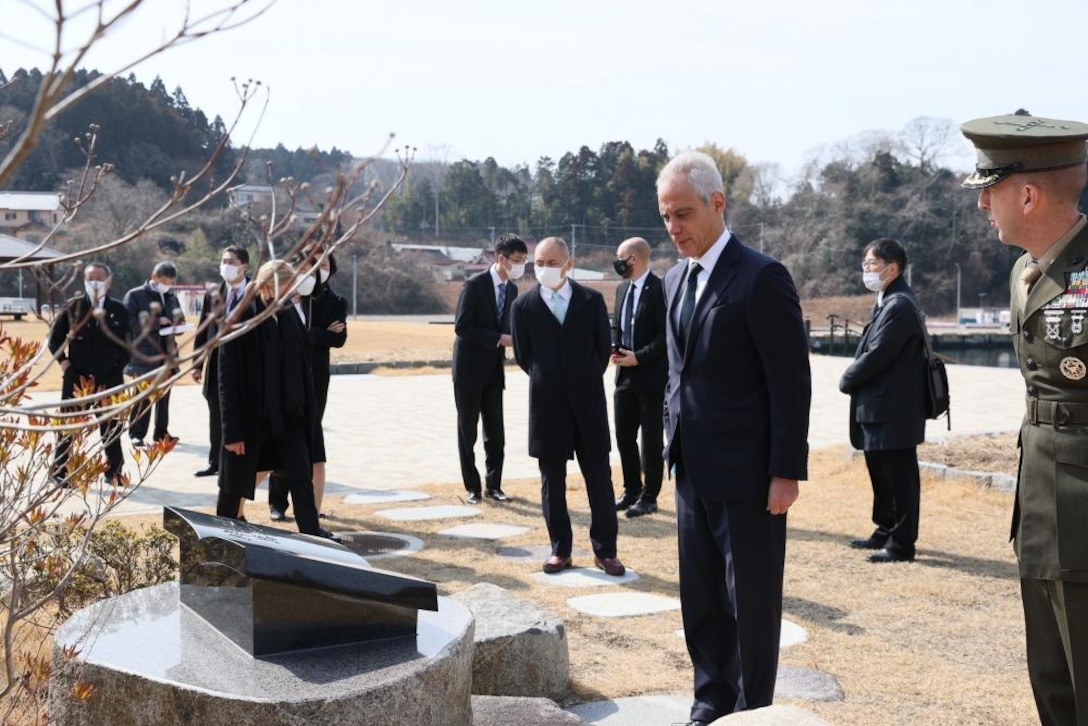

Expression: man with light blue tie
xmin=510 ymin=237 xmax=625 ymax=577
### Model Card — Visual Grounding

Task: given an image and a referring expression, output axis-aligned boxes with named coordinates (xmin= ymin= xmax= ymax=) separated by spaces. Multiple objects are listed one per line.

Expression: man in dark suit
xmin=839 ymin=238 xmax=927 ymax=564
xmin=191 ymin=245 xmax=249 ymax=478
xmin=453 ymin=233 xmax=528 ymax=504
xmin=48 ymin=262 xmax=132 ymax=487
xmin=511 ymin=236 xmax=625 ymax=577
xmin=961 ymin=112 xmax=1088 ymax=726
xmin=610 ymin=236 xmax=667 ymax=518
xmin=123 ymin=261 xmax=182 ymax=448
xmin=657 ymin=152 xmax=811 ymax=724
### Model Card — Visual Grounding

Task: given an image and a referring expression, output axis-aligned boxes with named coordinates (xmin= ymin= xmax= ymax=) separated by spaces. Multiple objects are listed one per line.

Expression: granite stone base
xmin=452 ymin=583 xmax=570 ymax=700
xmin=49 ymin=583 xmax=474 ymax=726
xmin=473 ymin=695 xmax=587 ymax=725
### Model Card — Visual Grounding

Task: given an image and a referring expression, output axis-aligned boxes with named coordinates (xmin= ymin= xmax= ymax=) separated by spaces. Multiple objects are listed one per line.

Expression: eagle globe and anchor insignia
xmin=1060 ymin=356 xmax=1087 ymax=381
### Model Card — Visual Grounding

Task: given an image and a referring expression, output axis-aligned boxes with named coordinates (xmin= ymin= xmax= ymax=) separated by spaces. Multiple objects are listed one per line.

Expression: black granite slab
xmin=163 ymin=506 xmax=438 ymax=657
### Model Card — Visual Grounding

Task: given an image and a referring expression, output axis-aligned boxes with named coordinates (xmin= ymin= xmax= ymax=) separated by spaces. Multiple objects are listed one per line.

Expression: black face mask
xmin=613 ymin=256 xmax=635 ymax=278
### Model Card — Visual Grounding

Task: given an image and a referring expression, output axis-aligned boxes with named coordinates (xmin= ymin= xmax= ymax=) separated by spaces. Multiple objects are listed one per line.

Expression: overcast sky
xmin=4 ymin=0 xmax=1088 ymax=178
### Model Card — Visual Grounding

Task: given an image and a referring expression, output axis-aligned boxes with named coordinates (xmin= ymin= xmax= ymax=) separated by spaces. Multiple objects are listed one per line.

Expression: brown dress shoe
xmin=542 ymin=555 xmax=572 ymax=574
xmin=594 ymin=556 xmax=626 ymax=577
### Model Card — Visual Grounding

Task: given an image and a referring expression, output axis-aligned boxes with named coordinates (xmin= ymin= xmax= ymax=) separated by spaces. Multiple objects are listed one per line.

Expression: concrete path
xmin=38 ymin=354 xmax=1025 ymax=517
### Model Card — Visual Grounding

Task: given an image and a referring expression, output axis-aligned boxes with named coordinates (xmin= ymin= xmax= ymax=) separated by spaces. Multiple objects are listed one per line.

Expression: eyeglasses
xmin=861 ymin=260 xmax=886 ymax=272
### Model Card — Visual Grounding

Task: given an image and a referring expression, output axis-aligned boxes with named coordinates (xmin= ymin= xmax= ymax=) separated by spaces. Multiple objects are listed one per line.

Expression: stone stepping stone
xmin=568 ymin=694 xmax=835 ymax=724
xmin=776 ymin=665 xmax=843 ymax=702
xmin=496 ymin=545 xmax=591 ymax=560
xmin=343 ymin=489 xmax=431 ymax=505
xmin=566 ymin=592 xmax=680 ymax=617
xmin=532 ymin=568 xmax=640 ymax=588
xmin=675 ymin=617 xmax=808 ymax=650
xmin=440 ymin=523 xmax=531 ymax=540
xmin=376 ymin=505 xmax=480 ymax=522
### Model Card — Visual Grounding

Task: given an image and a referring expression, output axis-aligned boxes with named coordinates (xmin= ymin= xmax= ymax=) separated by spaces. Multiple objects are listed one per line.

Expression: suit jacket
xmin=611 ymin=272 xmax=667 ymax=394
xmin=838 ymin=276 xmax=927 ymax=451
xmin=453 ymin=269 xmax=517 ymax=391
xmin=122 ymin=282 xmax=182 ymax=376
xmin=48 ymin=295 xmax=131 ymax=383
xmin=1009 ymin=222 xmax=1088 ymax=580
xmin=217 ymin=296 xmax=266 ymax=497
xmin=511 ymin=279 xmax=612 ymax=460
xmin=194 ymin=280 xmax=245 ymax=399
xmin=663 ymin=235 xmax=810 ymax=502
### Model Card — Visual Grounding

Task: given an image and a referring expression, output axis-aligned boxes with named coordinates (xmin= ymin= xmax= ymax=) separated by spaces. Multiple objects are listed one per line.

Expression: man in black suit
xmin=48 ymin=262 xmax=132 ymax=487
xmin=123 ymin=261 xmax=182 ymax=448
xmin=658 ymin=152 xmax=811 ymax=723
xmin=839 ymin=238 xmax=927 ymax=564
xmin=610 ymin=236 xmax=667 ymax=518
xmin=191 ymin=245 xmax=249 ymax=478
xmin=452 ymin=233 xmax=528 ymax=504
xmin=511 ymin=236 xmax=625 ymax=577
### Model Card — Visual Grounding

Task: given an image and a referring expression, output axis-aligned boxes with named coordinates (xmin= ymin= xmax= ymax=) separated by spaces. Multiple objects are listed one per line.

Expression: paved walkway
xmin=38 ymin=354 xmax=1027 ymax=517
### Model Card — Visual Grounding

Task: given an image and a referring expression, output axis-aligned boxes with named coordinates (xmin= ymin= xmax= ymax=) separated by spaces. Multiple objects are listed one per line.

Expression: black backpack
xmin=886 ymin=294 xmax=951 ymax=430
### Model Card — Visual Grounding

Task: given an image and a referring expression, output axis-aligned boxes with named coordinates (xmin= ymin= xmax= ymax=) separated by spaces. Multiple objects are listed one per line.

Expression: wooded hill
xmin=4 ymin=68 xmax=1082 ymax=313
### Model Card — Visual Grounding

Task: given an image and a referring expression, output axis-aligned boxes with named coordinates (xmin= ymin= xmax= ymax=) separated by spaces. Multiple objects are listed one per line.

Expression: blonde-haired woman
xmin=215 ymin=260 xmax=334 ymax=539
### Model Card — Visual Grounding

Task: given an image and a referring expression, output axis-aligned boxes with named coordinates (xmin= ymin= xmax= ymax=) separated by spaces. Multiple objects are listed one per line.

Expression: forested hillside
xmin=3 ymin=67 xmax=1082 ymax=313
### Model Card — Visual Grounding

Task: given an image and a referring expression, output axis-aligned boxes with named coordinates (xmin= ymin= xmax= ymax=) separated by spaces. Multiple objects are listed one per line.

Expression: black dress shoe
xmin=466 ymin=491 xmax=482 ymax=505
xmin=485 ymin=488 xmax=510 ymax=502
xmin=194 ymin=465 xmax=218 ymax=478
xmin=869 ymin=546 xmax=915 ymax=563
xmin=615 ymin=491 xmax=639 ymax=510
xmin=317 ymin=528 xmax=341 ymax=543
xmin=625 ymin=499 xmax=657 ymax=518
xmin=849 ymin=530 xmax=890 ymax=550
xmin=269 ymin=508 xmax=286 ymax=522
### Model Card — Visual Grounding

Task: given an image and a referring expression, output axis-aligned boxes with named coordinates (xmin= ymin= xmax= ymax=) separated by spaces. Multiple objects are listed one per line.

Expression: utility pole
xmin=352 ymin=253 xmax=359 ymax=319
xmin=489 ymin=226 xmax=496 ymax=245
xmin=434 ymin=188 xmax=440 ymax=238
xmin=954 ymin=262 xmax=962 ymax=327
xmin=569 ymin=224 xmax=577 ymax=280
xmin=759 ymin=221 xmax=765 ymax=253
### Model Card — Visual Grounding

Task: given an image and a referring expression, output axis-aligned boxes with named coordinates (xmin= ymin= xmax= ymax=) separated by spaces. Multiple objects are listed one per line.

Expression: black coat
xmin=304 ymin=281 xmax=348 ymax=380
xmin=511 ymin=280 xmax=612 ymax=460
xmin=48 ymin=295 xmax=131 ymax=383
xmin=218 ymin=300 xmax=317 ymax=499
xmin=663 ymin=236 xmax=811 ymax=502
xmin=839 ymin=276 xmax=928 ymax=450
xmin=453 ymin=269 xmax=517 ymax=391
xmin=122 ymin=282 xmax=182 ymax=376
xmin=611 ymin=272 xmax=667 ymax=393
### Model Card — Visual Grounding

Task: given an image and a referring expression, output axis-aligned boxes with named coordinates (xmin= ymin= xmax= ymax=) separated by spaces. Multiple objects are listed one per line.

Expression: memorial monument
xmin=49 ymin=507 xmax=475 ymax=725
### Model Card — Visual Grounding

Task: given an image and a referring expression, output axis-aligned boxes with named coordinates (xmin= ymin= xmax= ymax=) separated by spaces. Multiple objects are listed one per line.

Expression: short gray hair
xmin=657 ymin=151 xmax=724 ymax=203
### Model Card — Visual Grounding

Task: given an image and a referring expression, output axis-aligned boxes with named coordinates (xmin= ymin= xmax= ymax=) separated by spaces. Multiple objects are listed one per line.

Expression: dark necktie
xmin=227 ymin=287 xmax=240 ymax=313
xmin=497 ymin=282 xmax=507 ymax=327
xmin=622 ymin=284 xmax=636 ymax=349
xmin=679 ymin=262 xmax=702 ymax=347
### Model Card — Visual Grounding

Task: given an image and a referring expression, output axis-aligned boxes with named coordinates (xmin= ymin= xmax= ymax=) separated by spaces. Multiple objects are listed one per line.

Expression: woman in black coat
xmin=303 ymin=251 xmax=347 ymax=514
xmin=216 ymin=260 xmax=334 ymax=539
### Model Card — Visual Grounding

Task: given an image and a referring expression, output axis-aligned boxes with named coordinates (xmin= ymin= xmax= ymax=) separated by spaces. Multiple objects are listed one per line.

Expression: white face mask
xmin=84 ymin=280 xmax=107 ymax=300
xmin=863 ymin=271 xmax=885 ymax=293
xmin=220 ymin=263 xmax=241 ymax=283
xmin=152 ymin=281 xmax=172 ymax=295
xmin=318 ymin=268 xmax=330 ymax=283
xmin=296 ymin=275 xmax=317 ymax=297
xmin=536 ymin=265 xmax=565 ymax=290
xmin=507 ymin=262 xmax=526 ymax=280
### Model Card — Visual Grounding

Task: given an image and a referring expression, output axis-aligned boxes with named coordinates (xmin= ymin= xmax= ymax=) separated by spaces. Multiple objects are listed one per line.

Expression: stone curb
xmin=848 ymin=448 xmax=1016 ymax=494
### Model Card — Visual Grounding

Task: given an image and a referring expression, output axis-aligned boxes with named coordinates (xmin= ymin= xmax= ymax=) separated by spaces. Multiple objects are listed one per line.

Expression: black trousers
xmin=538 ymin=448 xmax=618 ymax=559
xmin=1022 ymin=578 xmax=1088 ymax=726
xmin=217 ymin=419 xmax=320 ymax=535
xmin=129 ymin=383 xmax=171 ymax=441
xmin=454 ymin=380 xmax=505 ymax=494
xmin=863 ymin=447 xmax=920 ymax=551
xmin=53 ymin=369 xmax=125 ymax=481
xmin=204 ymin=382 xmax=222 ymax=469
xmin=675 ymin=460 xmax=785 ymax=721
xmin=613 ymin=382 xmax=664 ymax=500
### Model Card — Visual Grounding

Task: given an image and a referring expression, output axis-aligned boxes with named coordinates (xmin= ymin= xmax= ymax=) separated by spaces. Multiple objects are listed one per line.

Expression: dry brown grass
xmin=111 ymin=446 xmax=1034 ymax=725
xmin=919 ymin=434 xmax=1018 ymax=475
